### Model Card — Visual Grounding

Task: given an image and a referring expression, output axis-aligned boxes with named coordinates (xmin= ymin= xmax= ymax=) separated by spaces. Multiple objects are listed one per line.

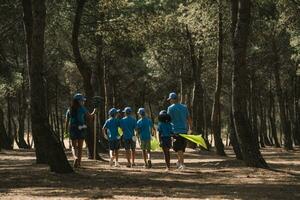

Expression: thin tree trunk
xmin=272 ymin=40 xmax=293 ymax=150
xmin=211 ymin=0 xmax=226 ymax=156
xmin=231 ymin=0 xmax=268 ymax=168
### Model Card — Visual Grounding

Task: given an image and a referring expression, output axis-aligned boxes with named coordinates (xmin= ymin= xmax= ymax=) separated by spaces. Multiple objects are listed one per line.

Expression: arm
xmin=102 ymin=127 xmax=108 ymax=139
xmin=187 ymin=116 xmax=193 ymax=132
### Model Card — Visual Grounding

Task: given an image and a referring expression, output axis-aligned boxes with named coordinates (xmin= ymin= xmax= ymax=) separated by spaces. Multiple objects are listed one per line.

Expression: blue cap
xmin=167 ymin=92 xmax=177 ymax=100
xmin=108 ymin=108 xmax=117 ymax=116
xmin=73 ymin=93 xmax=86 ymax=101
xmin=123 ymin=107 xmax=132 ymax=114
xmin=137 ymin=108 xmax=145 ymax=115
xmin=159 ymin=110 xmax=167 ymax=115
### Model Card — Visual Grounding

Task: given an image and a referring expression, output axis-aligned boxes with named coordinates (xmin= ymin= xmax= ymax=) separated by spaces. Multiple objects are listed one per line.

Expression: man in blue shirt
xmin=167 ymin=92 xmax=192 ymax=170
xmin=120 ymin=107 xmax=137 ymax=167
xmin=103 ymin=108 xmax=120 ymax=167
xmin=136 ymin=108 xmax=155 ymax=168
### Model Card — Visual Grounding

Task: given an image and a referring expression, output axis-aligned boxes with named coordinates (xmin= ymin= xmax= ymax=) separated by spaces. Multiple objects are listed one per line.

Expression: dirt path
xmin=0 ymin=147 xmax=300 ymax=200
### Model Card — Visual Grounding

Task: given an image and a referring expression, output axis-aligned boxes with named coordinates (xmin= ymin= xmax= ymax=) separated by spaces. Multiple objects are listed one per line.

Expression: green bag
xmin=179 ymin=134 xmax=208 ymax=149
xmin=150 ymin=137 xmax=161 ymax=151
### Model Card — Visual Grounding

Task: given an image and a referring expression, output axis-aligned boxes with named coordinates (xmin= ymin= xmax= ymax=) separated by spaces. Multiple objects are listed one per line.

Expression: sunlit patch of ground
xmin=1 ymin=147 xmax=300 ymax=199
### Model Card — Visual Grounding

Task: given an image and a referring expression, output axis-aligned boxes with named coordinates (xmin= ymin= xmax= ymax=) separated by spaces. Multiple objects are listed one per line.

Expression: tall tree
xmin=231 ymin=0 xmax=268 ymax=168
xmin=24 ymin=0 xmax=73 ymax=173
xmin=211 ymin=0 xmax=226 ymax=156
xmin=71 ymin=0 xmax=100 ymax=159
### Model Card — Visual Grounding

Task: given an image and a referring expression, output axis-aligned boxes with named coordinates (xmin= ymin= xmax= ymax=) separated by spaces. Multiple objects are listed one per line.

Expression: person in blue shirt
xmin=157 ymin=110 xmax=173 ymax=171
xmin=167 ymin=92 xmax=192 ymax=170
xmin=136 ymin=108 xmax=156 ymax=168
xmin=120 ymin=107 xmax=137 ymax=168
xmin=65 ymin=93 xmax=96 ymax=168
xmin=103 ymin=108 xmax=120 ymax=167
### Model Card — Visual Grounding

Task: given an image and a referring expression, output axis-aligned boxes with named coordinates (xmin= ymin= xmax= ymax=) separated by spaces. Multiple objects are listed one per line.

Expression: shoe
xmin=147 ymin=160 xmax=152 ymax=168
xmin=131 ymin=163 xmax=136 ymax=167
xmin=73 ymin=159 xmax=79 ymax=168
xmin=176 ymin=161 xmax=180 ymax=168
xmin=178 ymin=164 xmax=186 ymax=170
xmin=144 ymin=164 xmax=148 ymax=168
xmin=165 ymin=167 xmax=170 ymax=172
xmin=114 ymin=161 xmax=120 ymax=167
xmin=109 ymin=158 xmax=114 ymax=167
xmin=126 ymin=163 xmax=131 ymax=168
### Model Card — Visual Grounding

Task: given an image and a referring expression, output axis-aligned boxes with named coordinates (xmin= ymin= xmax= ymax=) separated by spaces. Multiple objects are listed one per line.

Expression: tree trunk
xmin=272 ymin=40 xmax=293 ymax=150
xmin=269 ymin=88 xmax=281 ymax=147
xmin=72 ymin=0 xmax=100 ymax=159
xmin=6 ymin=94 xmax=14 ymax=149
xmin=186 ymin=25 xmax=204 ymax=135
xmin=250 ymin=75 xmax=260 ymax=149
xmin=231 ymin=0 xmax=268 ymax=168
xmin=294 ymin=75 xmax=300 ymax=145
xmin=0 ymin=108 xmax=13 ymax=150
xmin=25 ymin=0 xmax=73 ymax=173
xmin=17 ymin=84 xmax=29 ymax=149
xmin=211 ymin=0 xmax=226 ymax=156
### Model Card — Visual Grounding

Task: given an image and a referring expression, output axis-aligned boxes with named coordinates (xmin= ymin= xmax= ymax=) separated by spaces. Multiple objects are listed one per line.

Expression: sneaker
xmin=131 ymin=163 xmax=136 ymax=167
xmin=165 ymin=167 xmax=170 ymax=172
xmin=143 ymin=163 xmax=148 ymax=168
xmin=109 ymin=158 xmax=114 ymax=167
xmin=178 ymin=164 xmax=186 ymax=170
xmin=126 ymin=163 xmax=131 ymax=168
xmin=73 ymin=159 xmax=79 ymax=168
xmin=114 ymin=161 xmax=120 ymax=167
xmin=147 ymin=160 xmax=152 ymax=169
xmin=176 ymin=161 xmax=180 ymax=168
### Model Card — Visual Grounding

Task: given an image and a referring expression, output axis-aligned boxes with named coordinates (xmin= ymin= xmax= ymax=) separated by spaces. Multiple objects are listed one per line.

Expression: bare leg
xmin=178 ymin=150 xmax=184 ymax=165
xmin=163 ymin=147 xmax=170 ymax=169
xmin=126 ymin=150 xmax=131 ymax=166
xmin=77 ymin=139 xmax=84 ymax=166
xmin=142 ymin=150 xmax=147 ymax=165
xmin=131 ymin=149 xmax=136 ymax=165
xmin=115 ymin=150 xmax=119 ymax=162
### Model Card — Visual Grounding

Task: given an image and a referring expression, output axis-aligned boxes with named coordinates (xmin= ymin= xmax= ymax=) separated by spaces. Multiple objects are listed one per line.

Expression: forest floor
xmin=0 ymin=147 xmax=300 ymax=200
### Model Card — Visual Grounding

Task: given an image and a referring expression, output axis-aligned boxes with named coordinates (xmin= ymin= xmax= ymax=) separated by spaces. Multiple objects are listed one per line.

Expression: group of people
xmin=66 ymin=92 xmax=192 ymax=171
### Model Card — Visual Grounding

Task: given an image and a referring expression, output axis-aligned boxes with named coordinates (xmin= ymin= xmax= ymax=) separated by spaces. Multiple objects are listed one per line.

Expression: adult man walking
xmin=167 ymin=92 xmax=192 ymax=170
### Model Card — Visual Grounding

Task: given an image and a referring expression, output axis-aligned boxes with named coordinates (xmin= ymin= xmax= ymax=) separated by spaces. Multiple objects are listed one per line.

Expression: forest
xmin=0 ymin=0 xmax=300 ymax=199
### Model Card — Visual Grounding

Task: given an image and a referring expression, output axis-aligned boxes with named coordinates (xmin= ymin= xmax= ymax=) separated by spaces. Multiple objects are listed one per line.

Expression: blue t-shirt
xmin=167 ymin=103 xmax=189 ymax=134
xmin=136 ymin=117 xmax=152 ymax=141
xmin=120 ymin=116 xmax=137 ymax=140
xmin=158 ymin=122 xmax=173 ymax=137
xmin=66 ymin=106 xmax=88 ymax=125
xmin=103 ymin=117 xmax=119 ymax=141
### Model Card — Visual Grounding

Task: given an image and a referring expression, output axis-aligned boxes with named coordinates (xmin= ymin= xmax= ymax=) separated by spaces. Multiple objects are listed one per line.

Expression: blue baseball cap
xmin=123 ymin=107 xmax=132 ymax=114
xmin=137 ymin=108 xmax=145 ymax=115
xmin=108 ymin=108 xmax=117 ymax=116
xmin=73 ymin=93 xmax=86 ymax=101
xmin=159 ymin=110 xmax=167 ymax=115
xmin=167 ymin=92 xmax=177 ymax=100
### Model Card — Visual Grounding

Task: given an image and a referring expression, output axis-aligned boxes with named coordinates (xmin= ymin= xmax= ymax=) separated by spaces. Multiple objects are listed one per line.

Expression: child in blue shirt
xmin=120 ymin=107 xmax=137 ymax=168
xmin=103 ymin=108 xmax=120 ymax=167
xmin=157 ymin=110 xmax=173 ymax=170
xmin=136 ymin=108 xmax=155 ymax=168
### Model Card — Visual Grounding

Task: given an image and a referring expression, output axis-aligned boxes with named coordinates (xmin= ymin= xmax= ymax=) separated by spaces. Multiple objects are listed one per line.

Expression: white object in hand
xmin=78 ymin=125 xmax=87 ymax=130
xmin=132 ymin=136 xmax=137 ymax=142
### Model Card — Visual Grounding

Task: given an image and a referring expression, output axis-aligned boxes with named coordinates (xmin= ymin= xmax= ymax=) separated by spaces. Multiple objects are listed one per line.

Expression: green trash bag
xmin=179 ymin=134 xmax=208 ymax=149
xmin=151 ymin=137 xmax=161 ymax=151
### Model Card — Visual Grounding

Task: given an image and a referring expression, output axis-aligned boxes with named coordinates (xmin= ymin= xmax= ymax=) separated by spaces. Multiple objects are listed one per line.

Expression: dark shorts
xmin=69 ymin=126 xmax=86 ymax=140
xmin=160 ymin=136 xmax=172 ymax=149
xmin=173 ymin=134 xmax=187 ymax=152
xmin=109 ymin=140 xmax=120 ymax=151
xmin=124 ymin=139 xmax=136 ymax=150
xmin=141 ymin=140 xmax=151 ymax=151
